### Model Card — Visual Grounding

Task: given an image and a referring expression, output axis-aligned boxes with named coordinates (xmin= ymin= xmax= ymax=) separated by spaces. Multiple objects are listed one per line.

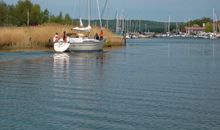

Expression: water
xmin=1 ymin=38 xmax=220 ymax=130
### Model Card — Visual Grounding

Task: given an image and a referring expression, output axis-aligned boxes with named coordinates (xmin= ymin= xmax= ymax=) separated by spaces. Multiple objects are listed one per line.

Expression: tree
xmin=64 ymin=14 xmax=72 ymax=24
xmin=50 ymin=12 xmax=63 ymax=23
xmin=205 ymin=22 xmax=212 ymax=32
xmin=57 ymin=12 xmax=63 ymax=23
xmin=15 ymin=0 xmax=33 ymax=26
xmin=30 ymin=4 xmax=41 ymax=25
xmin=0 ymin=0 xmax=74 ymax=26
xmin=41 ymin=9 xmax=49 ymax=23
xmin=0 ymin=0 xmax=7 ymax=26
xmin=187 ymin=17 xmax=212 ymax=27
xmin=7 ymin=5 xmax=16 ymax=25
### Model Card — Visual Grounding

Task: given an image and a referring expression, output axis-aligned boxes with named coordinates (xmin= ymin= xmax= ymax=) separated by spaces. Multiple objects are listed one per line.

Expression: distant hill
xmin=75 ymin=19 xmax=185 ymax=33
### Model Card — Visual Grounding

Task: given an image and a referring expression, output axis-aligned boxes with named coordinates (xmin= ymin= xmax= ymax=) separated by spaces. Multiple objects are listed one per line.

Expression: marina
xmin=1 ymin=0 xmax=220 ymax=130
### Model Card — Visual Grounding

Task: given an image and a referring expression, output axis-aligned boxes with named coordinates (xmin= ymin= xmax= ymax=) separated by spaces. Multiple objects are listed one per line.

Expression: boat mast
xmin=88 ymin=0 xmax=91 ymax=26
xmin=213 ymin=8 xmax=216 ymax=34
xmin=101 ymin=0 xmax=108 ymax=18
xmin=213 ymin=8 xmax=215 ymax=33
xmin=96 ymin=0 xmax=102 ymax=28
xmin=115 ymin=12 xmax=117 ymax=33
xmin=168 ymin=15 xmax=171 ymax=34
xmin=106 ymin=19 xmax=109 ymax=29
xmin=139 ymin=20 xmax=141 ymax=32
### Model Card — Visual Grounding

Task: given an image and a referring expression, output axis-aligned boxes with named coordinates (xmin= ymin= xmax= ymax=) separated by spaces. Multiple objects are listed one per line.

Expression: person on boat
xmin=94 ymin=33 xmax=99 ymax=40
xmin=53 ymin=33 xmax=59 ymax=42
xmin=63 ymin=31 xmax=67 ymax=42
xmin=99 ymin=29 xmax=104 ymax=40
xmin=62 ymin=31 xmax=70 ymax=42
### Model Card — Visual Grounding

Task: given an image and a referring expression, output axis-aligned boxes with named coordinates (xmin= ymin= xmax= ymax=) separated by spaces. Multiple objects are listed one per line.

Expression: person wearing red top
xmin=99 ymin=30 xmax=104 ymax=40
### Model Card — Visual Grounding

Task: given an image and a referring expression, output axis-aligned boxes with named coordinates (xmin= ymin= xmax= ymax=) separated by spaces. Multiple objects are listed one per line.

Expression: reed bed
xmin=0 ymin=24 xmax=123 ymax=50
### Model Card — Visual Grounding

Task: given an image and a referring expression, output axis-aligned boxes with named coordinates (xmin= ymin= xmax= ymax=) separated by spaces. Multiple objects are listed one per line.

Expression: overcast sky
xmin=5 ymin=0 xmax=220 ymax=22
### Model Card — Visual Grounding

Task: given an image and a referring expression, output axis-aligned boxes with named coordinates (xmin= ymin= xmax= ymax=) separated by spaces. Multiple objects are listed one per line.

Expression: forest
xmin=0 ymin=0 xmax=73 ymax=26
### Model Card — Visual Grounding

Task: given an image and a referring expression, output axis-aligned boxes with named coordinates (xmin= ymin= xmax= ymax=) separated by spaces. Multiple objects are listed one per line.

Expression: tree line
xmin=0 ymin=0 xmax=74 ymax=26
xmin=186 ymin=17 xmax=220 ymax=32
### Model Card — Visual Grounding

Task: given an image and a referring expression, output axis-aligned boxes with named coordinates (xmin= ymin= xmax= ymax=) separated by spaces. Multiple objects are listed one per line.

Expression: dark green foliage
xmin=30 ymin=4 xmax=41 ymax=25
xmin=89 ymin=19 xmax=184 ymax=33
xmin=7 ymin=5 xmax=17 ymax=25
xmin=0 ymin=0 xmax=7 ymax=26
xmin=187 ymin=17 xmax=212 ymax=27
xmin=0 ymin=0 xmax=74 ymax=26
xmin=185 ymin=17 xmax=215 ymax=32
xmin=41 ymin=9 xmax=49 ymax=23
xmin=15 ymin=0 xmax=33 ymax=25
xmin=205 ymin=22 xmax=213 ymax=32
xmin=64 ymin=14 xmax=73 ymax=25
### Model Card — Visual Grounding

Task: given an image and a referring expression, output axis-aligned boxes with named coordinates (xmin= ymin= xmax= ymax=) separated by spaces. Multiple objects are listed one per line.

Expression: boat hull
xmin=54 ymin=42 xmax=70 ymax=52
xmin=69 ymin=38 xmax=104 ymax=52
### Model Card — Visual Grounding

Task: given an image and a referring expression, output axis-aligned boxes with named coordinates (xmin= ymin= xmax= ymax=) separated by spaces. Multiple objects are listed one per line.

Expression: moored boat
xmin=53 ymin=0 xmax=104 ymax=52
xmin=68 ymin=37 xmax=104 ymax=52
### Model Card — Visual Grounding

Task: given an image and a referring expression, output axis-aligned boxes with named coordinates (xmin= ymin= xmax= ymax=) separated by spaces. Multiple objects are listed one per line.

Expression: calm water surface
xmin=1 ymin=38 xmax=220 ymax=130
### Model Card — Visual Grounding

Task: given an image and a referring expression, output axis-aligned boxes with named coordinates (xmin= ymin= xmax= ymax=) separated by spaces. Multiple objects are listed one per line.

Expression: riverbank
xmin=0 ymin=24 xmax=123 ymax=51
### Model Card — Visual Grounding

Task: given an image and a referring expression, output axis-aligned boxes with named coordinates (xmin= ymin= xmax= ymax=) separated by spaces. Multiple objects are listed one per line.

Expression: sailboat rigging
xmin=54 ymin=0 xmax=105 ymax=52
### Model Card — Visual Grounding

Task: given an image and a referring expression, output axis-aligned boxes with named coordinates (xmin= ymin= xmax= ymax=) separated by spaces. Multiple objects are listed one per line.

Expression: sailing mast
xmin=139 ymin=20 xmax=141 ymax=32
xmin=213 ymin=8 xmax=217 ymax=34
xmin=116 ymin=11 xmax=119 ymax=33
xmin=88 ymin=0 xmax=91 ymax=27
xmin=96 ymin=0 xmax=102 ymax=28
xmin=168 ymin=15 xmax=171 ymax=35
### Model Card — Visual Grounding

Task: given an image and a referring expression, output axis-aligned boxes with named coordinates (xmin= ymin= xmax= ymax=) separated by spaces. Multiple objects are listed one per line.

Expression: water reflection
xmin=213 ymin=43 xmax=215 ymax=57
xmin=70 ymin=52 xmax=106 ymax=82
xmin=53 ymin=52 xmax=106 ymax=82
xmin=167 ymin=42 xmax=220 ymax=57
xmin=53 ymin=53 xmax=70 ymax=80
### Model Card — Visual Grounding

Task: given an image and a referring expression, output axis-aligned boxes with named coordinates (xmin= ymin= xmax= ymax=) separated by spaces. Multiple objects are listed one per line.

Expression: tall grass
xmin=0 ymin=24 xmax=123 ymax=50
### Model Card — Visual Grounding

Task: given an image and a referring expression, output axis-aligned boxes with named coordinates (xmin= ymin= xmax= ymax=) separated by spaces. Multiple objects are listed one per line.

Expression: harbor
xmin=1 ymin=0 xmax=220 ymax=130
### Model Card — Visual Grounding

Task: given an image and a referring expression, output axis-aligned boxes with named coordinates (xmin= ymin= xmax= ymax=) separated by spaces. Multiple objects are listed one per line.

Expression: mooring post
xmin=123 ymin=30 xmax=126 ymax=46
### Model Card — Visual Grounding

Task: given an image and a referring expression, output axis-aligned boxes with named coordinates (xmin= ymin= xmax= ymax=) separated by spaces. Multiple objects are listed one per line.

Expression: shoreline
xmin=0 ymin=43 xmax=124 ymax=53
xmin=0 ymin=46 xmax=124 ymax=53
xmin=0 ymin=42 xmax=124 ymax=52
xmin=0 ymin=24 xmax=124 ymax=52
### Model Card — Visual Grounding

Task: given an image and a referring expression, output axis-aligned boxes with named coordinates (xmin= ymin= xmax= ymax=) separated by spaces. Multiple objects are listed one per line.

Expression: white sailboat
xmin=54 ymin=0 xmax=104 ymax=52
xmin=53 ymin=33 xmax=70 ymax=52
xmin=54 ymin=42 xmax=70 ymax=52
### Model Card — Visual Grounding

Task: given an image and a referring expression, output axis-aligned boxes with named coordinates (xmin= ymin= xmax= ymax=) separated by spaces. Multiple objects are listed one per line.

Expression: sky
xmin=5 ymin=0 xmax=220 ymax=22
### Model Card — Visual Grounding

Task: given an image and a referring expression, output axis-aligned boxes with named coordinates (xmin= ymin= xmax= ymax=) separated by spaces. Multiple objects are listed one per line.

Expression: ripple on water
xmin=1 ymin=39 xmax=220 ymax=130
